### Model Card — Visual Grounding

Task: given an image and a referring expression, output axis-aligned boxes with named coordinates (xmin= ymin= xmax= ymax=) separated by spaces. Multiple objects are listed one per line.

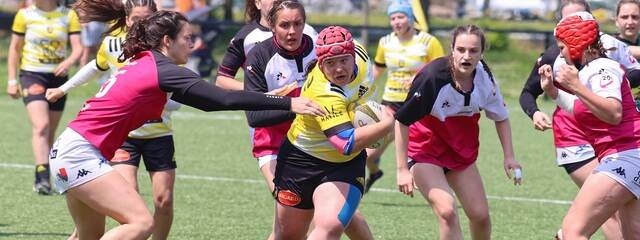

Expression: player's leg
xmin=309 ymin=182 xmax=362 ymax=240
xmin=447 ymin=164 xmax=491 ymax=240
xmin=142 ymin=136 xmax=177 ymax=240
xmin=412 ymin=162 xmax=463 ymax=240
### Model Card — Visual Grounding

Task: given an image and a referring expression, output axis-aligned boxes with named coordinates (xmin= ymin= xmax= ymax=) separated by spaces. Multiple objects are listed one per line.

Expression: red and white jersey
xmin=571 ymin=57 xmax=640 ymax=159
xmin=395 ymin=57 xmax=509 ymax=170
xmin=68 ymin=51 xmax=167 ymax=159
xmin=551 ymin=107 xmax=591 ymax=147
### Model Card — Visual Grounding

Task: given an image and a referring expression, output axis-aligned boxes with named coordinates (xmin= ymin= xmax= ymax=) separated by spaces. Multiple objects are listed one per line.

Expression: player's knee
xmin=467 ymin=207 xmax=490 ymax=227
xmin=153 ymin=192 xmax=173 ymax=213
xmin=31 ymin=121 xmax=50 ymax=137
xmin=433 ymin=204 xmax=459 ymax=226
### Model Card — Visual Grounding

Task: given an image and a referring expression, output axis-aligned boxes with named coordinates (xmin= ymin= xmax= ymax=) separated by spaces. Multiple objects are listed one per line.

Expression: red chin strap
xmin=316 ymin=26 xmax=356 ymax=64
xmin=554 ymin=12 xmax=599 ymax=63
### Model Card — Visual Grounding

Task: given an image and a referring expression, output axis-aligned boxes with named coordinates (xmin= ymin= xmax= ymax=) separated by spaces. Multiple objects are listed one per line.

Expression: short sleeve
xmin=588 ymin=67 xmax=623 ymax=101
xmin=95 ymin=43 xmax=110 ymax=71
xmin=68 ymin=10 xmax=81 ymax=34
xmin=11 ymin=10 xmax=26 ymax=35
xmin=484 ymin=83 xmax=509 ymax=121
xmin=425 ymin=37 xmax=445 ymax=63
xmin=374 ymin=38 xmax=386 ymax=67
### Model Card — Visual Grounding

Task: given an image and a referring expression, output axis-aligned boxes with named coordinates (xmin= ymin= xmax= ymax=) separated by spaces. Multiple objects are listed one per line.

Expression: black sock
xmin=35 ymin=164 xmax=50 ymax=183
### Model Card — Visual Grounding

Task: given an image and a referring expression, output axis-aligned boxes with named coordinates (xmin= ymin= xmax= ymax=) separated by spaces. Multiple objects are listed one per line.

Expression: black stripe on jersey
xmin=109 ymin=39 xmax=114 ymax=52
xmin=355 ymin=45 xmax=368 ymax=62
xmin=12 ymin=30 xmax=25 ymax=36
xmin=330 ymin=83 xmax=346 ymax=97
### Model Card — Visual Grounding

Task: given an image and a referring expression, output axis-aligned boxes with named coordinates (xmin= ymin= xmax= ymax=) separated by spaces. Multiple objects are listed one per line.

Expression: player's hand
xmin=266 ymin=82 xmax=297 ymax=96
xmin=538 ymin=64 xmax=555 ymax=92
xmin=503 ymin=158 xmax=522 ymax=185
xmin=397 ymin=168 xmax=414 ymax=197
xmin=532 ymin=111 xmax=552 ymax=131
xmin=7 ymin=82 xmax=20 ymax=99
xmin=53 ymin=61 xmax=72 ymax=77
xmin=555 ymin=65 xmax=580 ymax=93
xmin=290 ymin=96 xmax=326 ymax=117
xmin=46 ymin=88 xmax=65 ymax=102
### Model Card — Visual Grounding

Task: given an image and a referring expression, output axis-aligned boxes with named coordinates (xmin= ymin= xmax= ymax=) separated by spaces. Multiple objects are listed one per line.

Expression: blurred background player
xmin=6 ymin=0 xmax=83 ymax=195
xmin=273 ymin=25 xmax=392 ymax=239
xmin=366 ymin=0 xmax=444 ymax=193
xmin=214 ymin=0 xmax=316 ymax=90
xmin=615 ymin=0 xmax=640 ymax=60
xmin=394 ymin=25 xmax=521 ymax=239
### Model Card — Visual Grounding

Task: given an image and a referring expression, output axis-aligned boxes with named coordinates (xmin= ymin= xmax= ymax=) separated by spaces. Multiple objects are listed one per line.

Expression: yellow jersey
xmin=287 ymin=43 xmax=377 ymax=163
xmin=374 ymin=31 xmax=444 ymax=102
xmin=11 ymin=5 xmax=81 ymax=72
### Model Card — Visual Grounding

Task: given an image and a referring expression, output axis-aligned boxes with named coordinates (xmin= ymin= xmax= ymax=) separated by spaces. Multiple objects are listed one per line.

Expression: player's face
xmin=126 ymin=6 xmax=154 ymax=28
xmin=273 ymin=8 xmax=305 ymax=51
xmin=166 ymin=22 xmax=194 ymax=65
xmin=560 ymin=3 xmax=586 ymax=18
xmin=321 ymin=54 xmax=355 ymax=86
xmin=556 ymin=40 xmax=576 ymax=65
xmin=616 ymin=3 xmax=640 ymax=40
xmin=256 ymin=0 xmax=275 ymax=18
xmin=451 ymin=33 xmax=482 ymax=77
xmin=389 ymin=12 xmax=410 ymax=35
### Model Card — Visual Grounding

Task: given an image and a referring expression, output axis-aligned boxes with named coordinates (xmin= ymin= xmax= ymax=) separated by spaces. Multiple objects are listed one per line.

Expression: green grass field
xmin=0 ymin=35 xmax=606 ymax=239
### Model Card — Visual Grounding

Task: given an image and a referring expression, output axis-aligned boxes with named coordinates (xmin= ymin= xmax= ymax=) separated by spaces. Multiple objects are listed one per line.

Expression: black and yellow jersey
xmin=374 ymin=31 xmax=444 ymax=102
xmin=11 ymin=5 xmax=81 ymax=72
xmin=287 ymin=42 xmax=377 ymax=163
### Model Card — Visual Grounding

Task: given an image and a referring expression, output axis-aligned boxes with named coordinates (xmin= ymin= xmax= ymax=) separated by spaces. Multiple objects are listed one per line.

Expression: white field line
xmin=0 ymin=162 xmax=572 ymax=205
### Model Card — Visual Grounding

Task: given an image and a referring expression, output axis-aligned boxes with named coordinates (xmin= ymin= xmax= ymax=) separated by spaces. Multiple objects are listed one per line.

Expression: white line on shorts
xmin=0 ymin=162 xmax=572 ymax=205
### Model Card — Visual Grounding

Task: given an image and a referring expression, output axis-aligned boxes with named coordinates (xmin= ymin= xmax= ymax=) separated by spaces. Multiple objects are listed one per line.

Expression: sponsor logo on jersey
xmin=320 ymin=105 xmax=344 ymax=122
xmin=277 ymin=190 xmax=302 ymax=206
xmin=441 ymin=100 xmax=450 ymax=109
xmin=358 ymin=85 xmax=369 ymax=98
xmin=57 ymin=168 xmax=68 ymax=182
xmin=49 ymin=149 xmax=58 ymax=160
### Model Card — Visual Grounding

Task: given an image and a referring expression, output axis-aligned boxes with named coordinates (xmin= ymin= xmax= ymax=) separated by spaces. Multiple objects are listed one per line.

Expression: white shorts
xmin=556 ymin=144 xmax=596 ymax=166
xmin=49 ymin=128 xmax=113 ymax=194
xmin=596 ymin=149 xmax=640 ymax=198
xmin=257 ymin=154 xmax=277 ymax=169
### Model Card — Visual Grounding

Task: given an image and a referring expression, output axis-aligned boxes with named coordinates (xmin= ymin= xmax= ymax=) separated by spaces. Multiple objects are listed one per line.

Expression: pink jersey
xmin=552 ymin=107 xmax=591 ymax=147
xmin=69 ymin=51 xmax=167 ymax=159
xmin=572 ymin=58 xmax=640 ymax=159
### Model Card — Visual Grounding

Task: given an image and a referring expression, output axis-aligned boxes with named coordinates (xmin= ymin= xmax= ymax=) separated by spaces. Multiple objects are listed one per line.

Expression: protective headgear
xmin=316 ymin=26 xmax=355 ymax=65
xmin=554 ymin=11 xmax=599 ymax=63
xmin=387 ymin=0 xmax=414 ymax=23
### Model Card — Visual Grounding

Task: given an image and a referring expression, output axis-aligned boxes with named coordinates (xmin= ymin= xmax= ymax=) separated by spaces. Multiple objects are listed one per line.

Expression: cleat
xmin=364 ymin=170 xmax=384 ymax=194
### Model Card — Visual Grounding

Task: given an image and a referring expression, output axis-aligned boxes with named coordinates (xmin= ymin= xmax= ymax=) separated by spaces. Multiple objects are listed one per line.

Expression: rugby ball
xmin=350 ymin=100 xmax=387 ymax=149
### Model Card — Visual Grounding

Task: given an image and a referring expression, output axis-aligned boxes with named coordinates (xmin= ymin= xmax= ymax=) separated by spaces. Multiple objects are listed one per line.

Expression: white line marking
xmin=0 ymin=163 xmax=572 ymax=205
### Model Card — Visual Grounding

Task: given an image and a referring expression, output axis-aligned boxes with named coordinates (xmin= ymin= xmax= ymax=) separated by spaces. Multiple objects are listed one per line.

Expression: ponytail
xmin=121 ymin=11 xmax=188 ymax=61
xmin=73 ymin=0 xmax=157 ymax=35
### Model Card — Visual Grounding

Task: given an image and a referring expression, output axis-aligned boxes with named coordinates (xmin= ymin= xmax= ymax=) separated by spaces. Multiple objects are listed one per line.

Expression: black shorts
xmin=19 ymin=70 xmax=68 ymax=111
xmin=110 ymin=135 xmax=177 ymax=171
xmin=381 ymin=100 xmax=404 ymax=112
xmin=560 ymin=157 xmax=595 ymax=175
xmin=273 ymin=139 xmax=366 ymax=209
xmin=408 ymin=159 xmax=451 ymax=174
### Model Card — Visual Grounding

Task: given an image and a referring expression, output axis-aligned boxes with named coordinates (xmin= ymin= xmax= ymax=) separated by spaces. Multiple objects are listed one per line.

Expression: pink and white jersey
xmin=69 ymin=51 xmax=167 ymax=159
xmin=67 ymin=50 xmax=293 ymax=160
xmin=571 ymin=58 xmax=640 ymax=159
xmin=396 ymin=57 xmax=509 ymax=170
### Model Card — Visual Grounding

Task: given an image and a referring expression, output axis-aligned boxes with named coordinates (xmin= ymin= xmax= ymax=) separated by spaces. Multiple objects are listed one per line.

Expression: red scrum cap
xmin=554 ymin=12 xmax=599 ymax=63
xmin=316 ymin=26 xmax=355 ymax=64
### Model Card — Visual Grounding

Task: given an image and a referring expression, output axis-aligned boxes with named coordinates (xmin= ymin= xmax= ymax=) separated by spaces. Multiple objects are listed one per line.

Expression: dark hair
xmin=448 ymin=25 xmax=496 ymax=92
xmin=586 ymin=38 xmax=607 ymax=59
xmin=558 ymin=0 xmax=591 ymax=18
xmin=617 ymin=0 xmax=640 ymax=16
xmin=121 ymin=11 xmax=188 ymax=61
xmin=245 ymin=0 xmax=261 ymax=22
xmin=73 ymin=0 xmax=157 ymax=34
xmin=267 ymin=0 xmax=306 ymax=28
